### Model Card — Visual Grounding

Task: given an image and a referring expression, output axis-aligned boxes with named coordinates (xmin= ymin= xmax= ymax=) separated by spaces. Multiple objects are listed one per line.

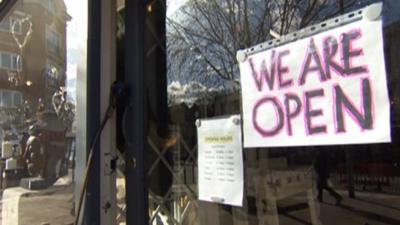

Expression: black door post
xmin=124 ymin=1 xmax=149 ymax=225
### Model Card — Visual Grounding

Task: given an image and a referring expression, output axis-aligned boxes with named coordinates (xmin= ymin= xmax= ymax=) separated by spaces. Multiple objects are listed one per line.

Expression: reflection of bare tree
xmin=167 ymin=0 xmax=358 ymax=85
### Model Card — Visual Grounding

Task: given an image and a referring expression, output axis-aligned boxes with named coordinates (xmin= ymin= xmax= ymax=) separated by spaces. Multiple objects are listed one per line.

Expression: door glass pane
xmin=0 ymin=0 xmax=87 ymax=224
xmin=120 ymin=1 xmax=400 ymax=225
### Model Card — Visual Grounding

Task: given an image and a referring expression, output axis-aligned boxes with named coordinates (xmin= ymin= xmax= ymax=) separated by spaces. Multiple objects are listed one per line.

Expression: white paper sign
xmin=197 ymin=115 xmax=243 ymax=206
xmin=239 ymin=18 xmax=390 ymax=148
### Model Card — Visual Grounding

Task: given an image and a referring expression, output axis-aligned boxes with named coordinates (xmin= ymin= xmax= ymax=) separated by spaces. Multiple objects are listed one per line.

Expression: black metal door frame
xmin=84 ymin=0 xmax=101 ymax=224
xmin=84 ymin=0 xmax=150 ymax=224
xmin=124 ymin=0 xmax=168 ymax=224
xmin=124 ymin=1 xmax=149 ymax=225
xmin=84 ymin=0 xmax=166 ymax=224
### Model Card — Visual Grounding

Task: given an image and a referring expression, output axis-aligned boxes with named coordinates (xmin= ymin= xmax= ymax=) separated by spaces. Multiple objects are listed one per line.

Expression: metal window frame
xmin=77 ymin=0 xmax=101 ymax=224
xmin=45 ymin=26 xmax=62 ymax=56
xmin=99 ymin=0 xmax=117 ymax=224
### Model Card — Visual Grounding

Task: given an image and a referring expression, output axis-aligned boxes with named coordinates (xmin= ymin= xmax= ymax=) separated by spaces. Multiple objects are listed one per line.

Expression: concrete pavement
xmin=277 ymin=191 xmax=400 ymax=225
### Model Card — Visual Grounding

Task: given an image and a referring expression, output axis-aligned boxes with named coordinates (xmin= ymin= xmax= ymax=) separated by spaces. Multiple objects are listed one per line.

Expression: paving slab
xmin=1 ymin=183 xmax=74 ymax=225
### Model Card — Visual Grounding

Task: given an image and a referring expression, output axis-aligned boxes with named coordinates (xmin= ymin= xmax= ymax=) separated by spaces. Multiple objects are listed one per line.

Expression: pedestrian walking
xmin=314 ymin=150 xmax=343 ymax=205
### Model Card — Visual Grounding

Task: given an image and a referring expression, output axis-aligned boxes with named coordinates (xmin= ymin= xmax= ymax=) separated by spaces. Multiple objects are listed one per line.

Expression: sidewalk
xmin=1 ymin=176 xmax=74 ymax=225
xmin=278 ymin=191 xmax=400 ymax=225
xmin=2 ymin=185 xmax=399 ymax=225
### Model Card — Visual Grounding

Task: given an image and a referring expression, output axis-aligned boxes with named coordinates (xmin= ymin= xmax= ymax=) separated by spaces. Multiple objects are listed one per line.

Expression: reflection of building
xmin=0 ymin=0 xmax=70 ymax=111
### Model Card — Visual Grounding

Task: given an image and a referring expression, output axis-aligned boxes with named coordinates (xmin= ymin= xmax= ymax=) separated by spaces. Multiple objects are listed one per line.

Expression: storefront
xmin=0 ymin=0 xmax=399 ymax=225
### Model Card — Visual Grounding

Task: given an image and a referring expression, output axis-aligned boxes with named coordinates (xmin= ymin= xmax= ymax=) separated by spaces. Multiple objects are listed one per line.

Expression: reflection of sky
xmin=167 ymin=0 xmax=188 ymax=16
xmin=63 ymin=0 xmax=185 ymax=101
xmin=63 ymin=0 xmax=400 ymax=102
xmin=65 ymin=0 xmax=87 ymax=101
xmin=66 ymin=63 xmax=76 ymax=101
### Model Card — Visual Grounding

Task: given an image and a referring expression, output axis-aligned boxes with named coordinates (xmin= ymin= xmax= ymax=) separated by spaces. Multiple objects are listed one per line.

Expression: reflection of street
xmin=0 ymin=172 xmax=74 ymax=225
xmin=277 ymin=191 xmax=400 ymax=225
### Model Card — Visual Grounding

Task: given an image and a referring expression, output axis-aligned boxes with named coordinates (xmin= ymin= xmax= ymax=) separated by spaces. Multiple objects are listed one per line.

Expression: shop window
xmin=46 ymin=0 xmax=56 ymax=14
xmin=45 ymin=63 xmax=61 ymax=87
xmin=13 ymin=91 xmax=22 ymax=106
xmin=1 ymin=52 xmax=11 ymax=68
xmin=0 ymin=17 xmax=10 ymax=30
xmin=0 ymin=16 xmax=21 ymax=32
xmin=0 ymin=52 xmax=20 ymax=70
xmin=132 ymin=1 xmax=400 ymax=225
xmin=0 ymin=90 xmax=23 ymax=107
xmin=46 ymin=27 xmax=61 ymax=56
xmin=11 ymin=53 xmax=19 ymax=70
xmin=46 ymin=63 xmax=59 ymax=79
xmin=2 ymin=90 xmax=12 ymax=107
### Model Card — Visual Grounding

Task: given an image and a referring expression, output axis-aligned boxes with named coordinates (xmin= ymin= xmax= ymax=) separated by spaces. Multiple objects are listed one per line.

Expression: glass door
xmin=119 ymin=1 xmax=400 ymax=225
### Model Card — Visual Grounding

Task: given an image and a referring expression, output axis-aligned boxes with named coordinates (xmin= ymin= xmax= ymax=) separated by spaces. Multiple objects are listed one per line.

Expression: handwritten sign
xmin=197 ymin=115 xmax=243 ymax=206
xmin=239 ymin=18 xmax=390 ymax=148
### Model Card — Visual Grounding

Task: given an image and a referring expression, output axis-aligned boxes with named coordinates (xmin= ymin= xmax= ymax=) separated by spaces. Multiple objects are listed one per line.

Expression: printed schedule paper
xmin=197 ymin=115 xmax=244 ymax=206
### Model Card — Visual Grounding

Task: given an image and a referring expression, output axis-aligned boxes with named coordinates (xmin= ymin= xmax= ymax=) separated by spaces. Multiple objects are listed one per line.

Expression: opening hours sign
xmin=238 ymin=17 xmax=391 ymax=148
